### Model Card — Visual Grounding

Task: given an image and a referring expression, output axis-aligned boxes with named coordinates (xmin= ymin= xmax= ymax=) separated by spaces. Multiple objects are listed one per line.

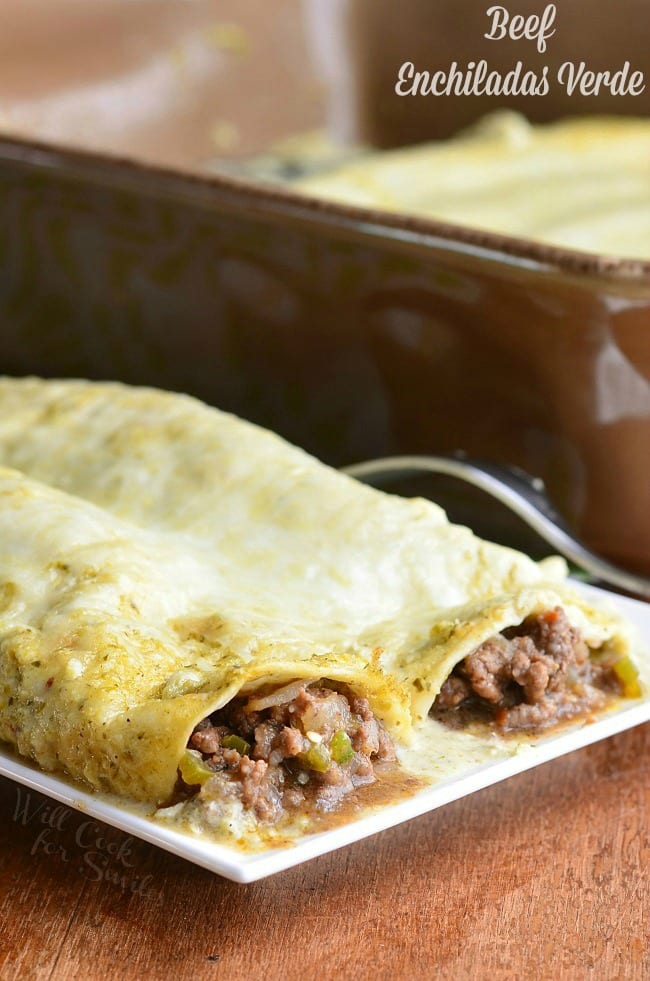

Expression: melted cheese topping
xmin=297 ymin=113 xmax=650 ymax=260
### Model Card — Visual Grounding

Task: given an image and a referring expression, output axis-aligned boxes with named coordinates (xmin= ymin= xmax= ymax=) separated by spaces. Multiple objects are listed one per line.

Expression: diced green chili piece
xmin=330 ymin=729 xmax=354 ymax=764
xmin=221 ymin=734 xmax=251 ymax=756
xmin=179 ymin=749 xmax=214 ymax=786
xmin=613 ymin=656 xmax=642 ymax=698
xmin=298 ymin=742 xmax=331 ymax=773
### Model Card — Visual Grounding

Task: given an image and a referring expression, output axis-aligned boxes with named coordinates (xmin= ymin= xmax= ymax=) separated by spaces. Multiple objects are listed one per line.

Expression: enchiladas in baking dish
xmin=294 ymin=113 xmax=650 ymax=260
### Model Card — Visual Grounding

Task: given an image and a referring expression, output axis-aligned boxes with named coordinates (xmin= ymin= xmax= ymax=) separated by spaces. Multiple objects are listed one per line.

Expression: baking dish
xmin=0 ymin=0 xmax=648 ymax=571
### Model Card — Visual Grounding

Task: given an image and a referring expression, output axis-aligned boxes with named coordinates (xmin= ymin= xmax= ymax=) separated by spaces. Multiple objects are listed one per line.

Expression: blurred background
xmin=0 ymin=0 xmax=647 ymax=167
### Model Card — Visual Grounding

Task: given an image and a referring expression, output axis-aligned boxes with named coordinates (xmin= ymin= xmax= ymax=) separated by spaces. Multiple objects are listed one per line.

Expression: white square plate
xmin=1 ymin=581 xmax=649 ymax=882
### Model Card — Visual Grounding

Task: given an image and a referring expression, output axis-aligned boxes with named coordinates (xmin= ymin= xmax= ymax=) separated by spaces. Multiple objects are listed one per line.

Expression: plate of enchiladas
xmin=0 ymin=377 xmax=648 ymax=882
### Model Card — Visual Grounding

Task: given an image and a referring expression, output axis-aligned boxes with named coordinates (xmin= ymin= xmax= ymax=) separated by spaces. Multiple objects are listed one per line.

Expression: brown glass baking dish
xmin=0 ymin=0 xmax=648 ymax=572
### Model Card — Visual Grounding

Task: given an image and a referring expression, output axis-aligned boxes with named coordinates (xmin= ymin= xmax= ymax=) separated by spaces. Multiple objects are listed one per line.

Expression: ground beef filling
xmin=182 ymin=680 xmax=396 ymax=824
xmin=432 ymin=607 xmax=623 ymax=732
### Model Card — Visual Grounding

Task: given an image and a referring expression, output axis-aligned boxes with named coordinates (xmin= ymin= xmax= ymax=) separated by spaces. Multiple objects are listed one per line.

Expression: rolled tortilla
xmin=0 ymin=466 xmax=409 ymax=803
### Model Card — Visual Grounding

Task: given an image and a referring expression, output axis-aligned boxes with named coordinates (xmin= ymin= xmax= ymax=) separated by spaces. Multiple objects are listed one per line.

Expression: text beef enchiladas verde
xmin=0 ymin=378 xmax=645 ymax=845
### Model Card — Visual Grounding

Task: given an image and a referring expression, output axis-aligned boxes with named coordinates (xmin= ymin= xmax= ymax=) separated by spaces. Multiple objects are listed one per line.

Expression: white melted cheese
xmin=297 ymin=113 xmax=650 ymax=260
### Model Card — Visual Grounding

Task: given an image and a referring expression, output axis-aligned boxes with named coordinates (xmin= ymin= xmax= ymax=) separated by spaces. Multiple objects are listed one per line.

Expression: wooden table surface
xmin=0 ymin=721 xmax=648 ymax=980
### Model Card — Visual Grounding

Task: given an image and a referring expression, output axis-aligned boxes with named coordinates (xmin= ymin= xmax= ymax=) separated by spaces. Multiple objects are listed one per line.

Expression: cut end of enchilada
xmin=179 ymin=679 xmax=397 ymax=825
xmin=402 ymin=586 xmax=641 ymax=731
xmin=431 ymin=606 xmax=639 ymax=732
